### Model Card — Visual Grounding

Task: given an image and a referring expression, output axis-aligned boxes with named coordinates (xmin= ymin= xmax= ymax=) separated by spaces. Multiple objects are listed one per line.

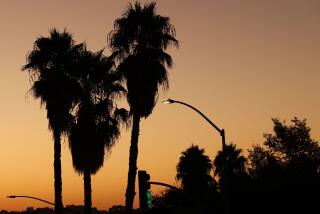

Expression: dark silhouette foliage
xmin=176 ymin=145 xmax=221 ymax=213
xmin=108 ymin=1 xmax=178 ymax=211
xmin=213 ymin=144 xmax=249 ymax=214
xmin=214 ymin=144 xmax=248 ymax=180
xmin=68 ymin=49 xmax=127 ymax=174
xmin=247 ymin=118 xmax=320 ymax=214
xmin=176 ymin=145 xmax=215 ymax=199
xmin=153 ymin=145 xmax=222 ymax=214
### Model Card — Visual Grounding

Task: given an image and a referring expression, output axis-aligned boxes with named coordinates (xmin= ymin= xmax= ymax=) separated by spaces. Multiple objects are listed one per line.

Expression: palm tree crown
xmin=23 ymin=29 xmax=82 ymax=135
xmin=69 ymin=49 xmax=128 ymax=174
xmin=108 ymin=1 xmax=178 ymax=117
xmin=214 ymin=144 xmax=247 ymax=178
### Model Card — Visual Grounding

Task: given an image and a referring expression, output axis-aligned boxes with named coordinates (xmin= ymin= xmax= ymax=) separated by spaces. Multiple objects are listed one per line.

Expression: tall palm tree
xmin=68 ymin=49 xmax=128 ymax=214
xmin=22 ymin=29 xmax=82 ymax=214
xmin=108 ymin=2 xmax=178 ymax=210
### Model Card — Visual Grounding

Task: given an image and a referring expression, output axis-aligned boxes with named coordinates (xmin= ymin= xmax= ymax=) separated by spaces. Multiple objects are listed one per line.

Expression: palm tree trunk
xmin=53 ymin=132 xmax=63 ymax=214
xmin=84 ymin=170 xmax=92 ymax=214
xmin=125 ymin=113 xmax=141 ymax=212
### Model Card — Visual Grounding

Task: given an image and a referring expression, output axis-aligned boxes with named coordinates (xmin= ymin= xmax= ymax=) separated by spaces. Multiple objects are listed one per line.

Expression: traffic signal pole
xmin=148 ymin=181 xmax=181 ymax=191
xmin=149 ymin=181 xmax=210 ymax=212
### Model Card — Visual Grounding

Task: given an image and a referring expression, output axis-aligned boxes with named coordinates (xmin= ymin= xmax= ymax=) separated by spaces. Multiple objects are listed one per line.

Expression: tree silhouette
xmin=153 ymin=145 xmax=221 ymax=214
xmin=176 ymin=145 xmax=214 ymax=200
xmin=22 ymin=29 xmax=82 ymax=214
xmin=108 ymin=1 xmax=178 ymax=211
xmin=248 ymin=118 xmax=320 ymax=213
xmin=68 ymin=49 xmax=128 ymax=214
xmin=214 ymin=144 xmax=247 ymax=180
xmin=177 ymin=145 xmax=220 ymax=213
xmin=213 ymin=143 xmax=249 ymax=214
xmin=263 ymin=118 xmax=320 ymax=170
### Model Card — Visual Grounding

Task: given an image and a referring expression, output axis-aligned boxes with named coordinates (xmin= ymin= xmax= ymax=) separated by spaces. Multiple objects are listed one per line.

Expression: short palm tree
xmin=108 ymin=2 xmax=178 ymax=210
xmin=176 ymin=145 xmax=214 ymax=200
xmin=213 ymin=144 xmax=248 ymax=214
xmin=213 ymin=144 xmax=247 ymax=180
xmin=22 ymin=29 xmax=82 ymax=214
xmin=68 ymin=49 xmax=128 ymax=214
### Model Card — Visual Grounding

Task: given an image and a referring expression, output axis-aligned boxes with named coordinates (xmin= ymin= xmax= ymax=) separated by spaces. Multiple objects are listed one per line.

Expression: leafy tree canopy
xmin=249 ymin=117 xmax=320 ymax=176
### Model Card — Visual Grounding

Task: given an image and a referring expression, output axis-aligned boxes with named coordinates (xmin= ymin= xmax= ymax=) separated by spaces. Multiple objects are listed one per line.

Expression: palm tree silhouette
xmin=176 ymin=145 xmax=215 ymax=202
xmin=22 ymin=29 xmax=83 ymax=214
xmin=108 ymin=2 xmax=178 ymax=210
xmin=213 ymin=143 xmax=248 ymax=214
xmin=68 ymin=49 xmax=128 ymax=214
xmin=213 ymin=144 xmax=247 ymax=180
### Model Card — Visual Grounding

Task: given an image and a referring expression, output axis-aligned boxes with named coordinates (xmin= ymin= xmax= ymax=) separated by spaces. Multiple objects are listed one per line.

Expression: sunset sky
xmin=0 ymin=0 xmax=319 ymax=211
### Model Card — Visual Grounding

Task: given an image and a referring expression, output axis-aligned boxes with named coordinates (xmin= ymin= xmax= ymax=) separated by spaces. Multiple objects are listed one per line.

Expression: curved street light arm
xmin=164 ymin=99 xmax=222 ymax=134
xmin=164 ymin=98 xmax=226 ymax=150
xmin=7 ymin=195 xmax=55 ymax=206
xmin=149 ymin=181 xmax=180 ymax=192
xmin=7 ymin=195 xmax=79 ymax=214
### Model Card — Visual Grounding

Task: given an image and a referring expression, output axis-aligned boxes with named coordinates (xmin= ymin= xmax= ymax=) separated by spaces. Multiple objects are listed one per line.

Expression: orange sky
xmin=1 ymin=0 xmax=320 ymax=211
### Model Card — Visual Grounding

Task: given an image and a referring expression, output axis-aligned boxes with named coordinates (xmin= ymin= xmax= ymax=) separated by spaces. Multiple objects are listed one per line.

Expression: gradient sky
xmin=1 ymin=0 xmax=319 ymax=211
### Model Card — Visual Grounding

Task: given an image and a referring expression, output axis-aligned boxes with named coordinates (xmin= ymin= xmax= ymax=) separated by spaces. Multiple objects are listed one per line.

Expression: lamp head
xmin=163 ymin=99 xmax=175 ymax=104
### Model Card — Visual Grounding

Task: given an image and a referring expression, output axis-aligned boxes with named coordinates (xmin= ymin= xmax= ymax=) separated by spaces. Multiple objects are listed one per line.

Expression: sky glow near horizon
xmin=0 ymin=0 xmax=319 ymax=211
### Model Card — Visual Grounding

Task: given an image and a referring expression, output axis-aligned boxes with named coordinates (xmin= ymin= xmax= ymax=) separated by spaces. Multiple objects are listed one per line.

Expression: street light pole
xmin=163 ymin=98 xmax=230 ymax=214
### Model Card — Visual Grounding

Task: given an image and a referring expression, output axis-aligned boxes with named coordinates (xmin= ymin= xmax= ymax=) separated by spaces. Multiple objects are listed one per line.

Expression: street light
xmin=7 ymin=195 xmax=55 ymax=206
xmin=163 ymin=98 xmax=230 ymax=214
xmin=7 ymin=195 xmax=79 ymax=213
xmin=163 ymin=98 xmax=226 ymax=151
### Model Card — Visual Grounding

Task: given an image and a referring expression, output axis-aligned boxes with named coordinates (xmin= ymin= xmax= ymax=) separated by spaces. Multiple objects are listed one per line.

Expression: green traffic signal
xmin=138 ymin=170 xmax=151 ymax=209
xmin=146 ymin=190 xmax=152 ymax=206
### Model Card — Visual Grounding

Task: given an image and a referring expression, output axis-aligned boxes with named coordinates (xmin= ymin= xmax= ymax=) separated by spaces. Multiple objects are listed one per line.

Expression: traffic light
xmin=138 ymin=170 xmax=152 ymax=209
